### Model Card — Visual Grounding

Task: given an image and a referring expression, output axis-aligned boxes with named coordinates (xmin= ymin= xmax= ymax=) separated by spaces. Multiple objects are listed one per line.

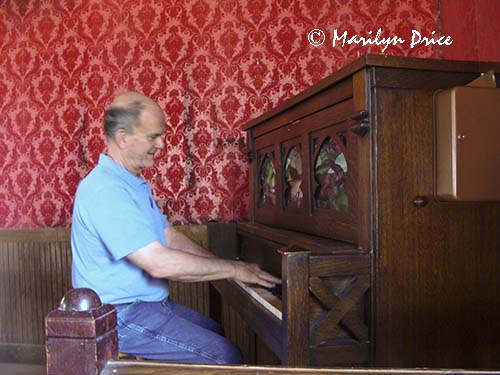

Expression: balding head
xmin=104 ymin=91 xmax=164 ymax=139
xmin=111 ymin=91 xmax=159 ymax=108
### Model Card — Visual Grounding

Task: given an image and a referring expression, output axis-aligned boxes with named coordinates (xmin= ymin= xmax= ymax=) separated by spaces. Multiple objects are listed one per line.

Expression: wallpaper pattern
xmin=0 ymin=0 xmax=446 ymax=227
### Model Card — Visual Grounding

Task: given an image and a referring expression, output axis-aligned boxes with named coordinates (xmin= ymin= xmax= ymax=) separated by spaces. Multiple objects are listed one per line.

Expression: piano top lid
xmin=242 ymin=53 xmax=500 ymax=132
xmin=238 ymin=222 xmax=364 ymax=255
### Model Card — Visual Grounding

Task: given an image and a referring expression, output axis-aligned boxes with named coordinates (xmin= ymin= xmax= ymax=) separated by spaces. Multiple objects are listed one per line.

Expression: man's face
xmin=124 ymin=105 xmax=166 ymax=175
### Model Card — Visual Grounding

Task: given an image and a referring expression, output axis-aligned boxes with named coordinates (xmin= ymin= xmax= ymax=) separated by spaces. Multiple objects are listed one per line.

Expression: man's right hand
xmin=231 ymin=260 xmax=281 ymax=289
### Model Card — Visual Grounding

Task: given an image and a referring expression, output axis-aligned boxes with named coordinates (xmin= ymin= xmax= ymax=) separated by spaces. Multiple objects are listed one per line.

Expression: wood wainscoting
xmin=168 ymin=225 xmax=210 ymax=316
xmin=0 ymin=228 xmax=71 ymax=364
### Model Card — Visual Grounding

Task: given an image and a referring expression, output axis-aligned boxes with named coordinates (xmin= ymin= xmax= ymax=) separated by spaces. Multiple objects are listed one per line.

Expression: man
xmin=71 ymin=91 xmax=280 ymax=364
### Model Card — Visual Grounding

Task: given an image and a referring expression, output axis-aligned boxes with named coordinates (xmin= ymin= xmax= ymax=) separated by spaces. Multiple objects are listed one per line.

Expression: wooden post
xmin=45 ymin=288 xmax=118 ymax=375
xmin=280 ymin=246 xmax=311 ymax=366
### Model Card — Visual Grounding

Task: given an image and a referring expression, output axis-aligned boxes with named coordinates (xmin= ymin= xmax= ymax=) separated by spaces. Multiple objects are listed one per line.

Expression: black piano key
xmin=266 ymin=284 xmax=282 ymax=299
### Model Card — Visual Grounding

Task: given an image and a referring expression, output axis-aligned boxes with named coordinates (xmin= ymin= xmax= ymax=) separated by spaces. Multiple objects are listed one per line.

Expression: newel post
xmin=45 ymin=288 xmax=118 ymax=375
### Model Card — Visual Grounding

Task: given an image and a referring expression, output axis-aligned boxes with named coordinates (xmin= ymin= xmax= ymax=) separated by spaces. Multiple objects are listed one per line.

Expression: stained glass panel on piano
xmin=313 ymin=135 xmax=349 ymax=211
xmin=307 ymin=112 xmax=359 ymax=244
xmin=259 ymin=153 xmax=276 ymax=206
xmin=284 ymin=146 xmax=303 ymax=209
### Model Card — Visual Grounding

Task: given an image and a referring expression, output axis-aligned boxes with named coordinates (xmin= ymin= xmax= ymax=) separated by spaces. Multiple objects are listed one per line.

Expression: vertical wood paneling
xmin=0 ymin=229 xmax=72 ymax=346
xmin=168 ymin=225 xmax=210 ymax=316
xmin=221 ymin=302 xmax=257 ymax=364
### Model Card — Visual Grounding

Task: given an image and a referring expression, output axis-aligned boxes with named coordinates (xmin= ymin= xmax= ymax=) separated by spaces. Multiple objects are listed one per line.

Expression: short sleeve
xmin=85 ymin=186 xmax=161 ymax=260
xmin=160 ymin=206 xmax=169 ymax=229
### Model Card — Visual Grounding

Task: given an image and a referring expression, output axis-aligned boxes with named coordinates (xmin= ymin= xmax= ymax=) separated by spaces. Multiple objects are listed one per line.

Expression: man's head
xmin=104 ymin=92 xmax=166 ymax=176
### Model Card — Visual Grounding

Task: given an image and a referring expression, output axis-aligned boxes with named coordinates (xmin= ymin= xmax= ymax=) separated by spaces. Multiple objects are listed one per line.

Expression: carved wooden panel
xmin=308 ymin=254 xmax=370 ymax=366
xmin=309 ymin=275 xmax=370 ymax=355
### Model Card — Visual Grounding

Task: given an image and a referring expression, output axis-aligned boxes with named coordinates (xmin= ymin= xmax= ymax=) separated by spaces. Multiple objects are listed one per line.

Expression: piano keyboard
xmin=234 ymin=280 xmax=283 ymax=320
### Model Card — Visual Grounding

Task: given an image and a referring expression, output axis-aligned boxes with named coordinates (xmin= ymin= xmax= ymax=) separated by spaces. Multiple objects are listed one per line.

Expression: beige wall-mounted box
xmin=435 ymin=86 xmax=500 ymax=201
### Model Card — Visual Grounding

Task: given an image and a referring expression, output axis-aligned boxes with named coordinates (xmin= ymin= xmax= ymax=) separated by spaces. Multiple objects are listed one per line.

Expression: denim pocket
xmin=115 ymin=301 xmax=142 ymax=325
xmin=160 ymin=297 xmax=171 ymax=308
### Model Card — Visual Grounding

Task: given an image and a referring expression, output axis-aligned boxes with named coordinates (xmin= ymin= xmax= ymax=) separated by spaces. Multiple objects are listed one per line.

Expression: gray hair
xmin=103 ymin=100 xmax=145 ymax=138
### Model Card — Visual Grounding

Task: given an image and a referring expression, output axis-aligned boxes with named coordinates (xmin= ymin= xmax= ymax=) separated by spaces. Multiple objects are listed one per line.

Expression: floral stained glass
xmin=314 ymin=136 xmax=348 ymax=211
xmin=284 ymin=147 xmax=303 ymax=208
xmin=259 ymin=154 xmax=276 ymax=205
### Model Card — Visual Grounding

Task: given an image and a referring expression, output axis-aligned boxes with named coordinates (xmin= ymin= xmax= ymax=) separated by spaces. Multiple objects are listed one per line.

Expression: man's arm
xmin=126 ymin=240 xmax=280 ymax=288
xmin=164 ymin=226 xmax=215 ymax=258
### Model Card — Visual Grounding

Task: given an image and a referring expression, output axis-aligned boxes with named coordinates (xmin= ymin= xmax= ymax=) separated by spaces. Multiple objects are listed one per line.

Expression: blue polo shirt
xmin=71 ymin=154 xmax=169 ymax=304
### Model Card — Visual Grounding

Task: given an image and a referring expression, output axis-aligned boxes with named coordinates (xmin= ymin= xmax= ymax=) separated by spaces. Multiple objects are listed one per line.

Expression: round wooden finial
xmin=58 ymin=288 xmax=102 ymax=312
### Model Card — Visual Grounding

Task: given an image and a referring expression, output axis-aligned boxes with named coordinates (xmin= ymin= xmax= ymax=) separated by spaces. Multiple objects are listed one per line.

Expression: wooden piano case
xmin=208 ymin=55 xmax=500 ymax=369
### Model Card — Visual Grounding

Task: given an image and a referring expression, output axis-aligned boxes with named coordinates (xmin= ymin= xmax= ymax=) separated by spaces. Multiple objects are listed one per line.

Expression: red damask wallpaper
xmin=0 ymin=0 xmax=497 ymax=228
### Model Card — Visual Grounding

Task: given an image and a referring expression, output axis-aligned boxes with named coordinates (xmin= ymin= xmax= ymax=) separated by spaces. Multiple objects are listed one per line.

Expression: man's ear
xmin=114 ymin=128 xmax=129 ymax=149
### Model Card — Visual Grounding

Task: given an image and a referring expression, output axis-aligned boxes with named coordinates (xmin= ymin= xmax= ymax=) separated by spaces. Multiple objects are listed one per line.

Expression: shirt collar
xmin=98 ymin=153 xmax=147 ymax=188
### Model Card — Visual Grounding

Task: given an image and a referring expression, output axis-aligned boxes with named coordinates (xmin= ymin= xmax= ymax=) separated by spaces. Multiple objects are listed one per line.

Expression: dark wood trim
xmin=0 ymin=227 xmax=70 ymax=242
xmin=0 ymin=343 xmax=45 ymax=365
xmin=0 ymin=362 xmax=45 ymax=375
xmin=237 ymin=223 xmax=361 ymax=255
xmin=281 ymin=251 xmax=310 ymax=365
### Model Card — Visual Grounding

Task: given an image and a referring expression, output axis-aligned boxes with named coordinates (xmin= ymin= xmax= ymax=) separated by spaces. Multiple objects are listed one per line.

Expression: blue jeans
xmin=114 ymin=298 xmax=242 ymax=364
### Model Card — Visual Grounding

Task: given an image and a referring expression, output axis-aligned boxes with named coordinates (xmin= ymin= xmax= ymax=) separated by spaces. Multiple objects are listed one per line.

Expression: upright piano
xmin=207 ymin=55 xmax=500 ymax=369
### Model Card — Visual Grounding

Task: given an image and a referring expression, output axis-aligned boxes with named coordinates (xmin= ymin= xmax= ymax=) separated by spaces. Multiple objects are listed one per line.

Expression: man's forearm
xmin=165 ymin=226 xmax=215 ymax=258
xmin=127 ymin=240 xmax=280 ymax=288
xmin=130 ymin=244 xmax=234 ymax=282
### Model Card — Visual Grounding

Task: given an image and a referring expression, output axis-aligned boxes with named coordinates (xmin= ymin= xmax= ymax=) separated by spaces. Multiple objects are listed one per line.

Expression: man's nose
xmin=155 ymin=136 xmax=165 ymax=150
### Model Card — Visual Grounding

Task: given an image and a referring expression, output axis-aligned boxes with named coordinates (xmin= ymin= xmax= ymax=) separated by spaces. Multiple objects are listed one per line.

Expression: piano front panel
xmin=252 ymin=98 xmax=363 ymax=245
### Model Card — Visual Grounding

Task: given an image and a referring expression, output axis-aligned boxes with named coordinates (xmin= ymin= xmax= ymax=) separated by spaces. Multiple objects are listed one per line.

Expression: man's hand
xmin=231 ymin=261 xmax=281 ymax=289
